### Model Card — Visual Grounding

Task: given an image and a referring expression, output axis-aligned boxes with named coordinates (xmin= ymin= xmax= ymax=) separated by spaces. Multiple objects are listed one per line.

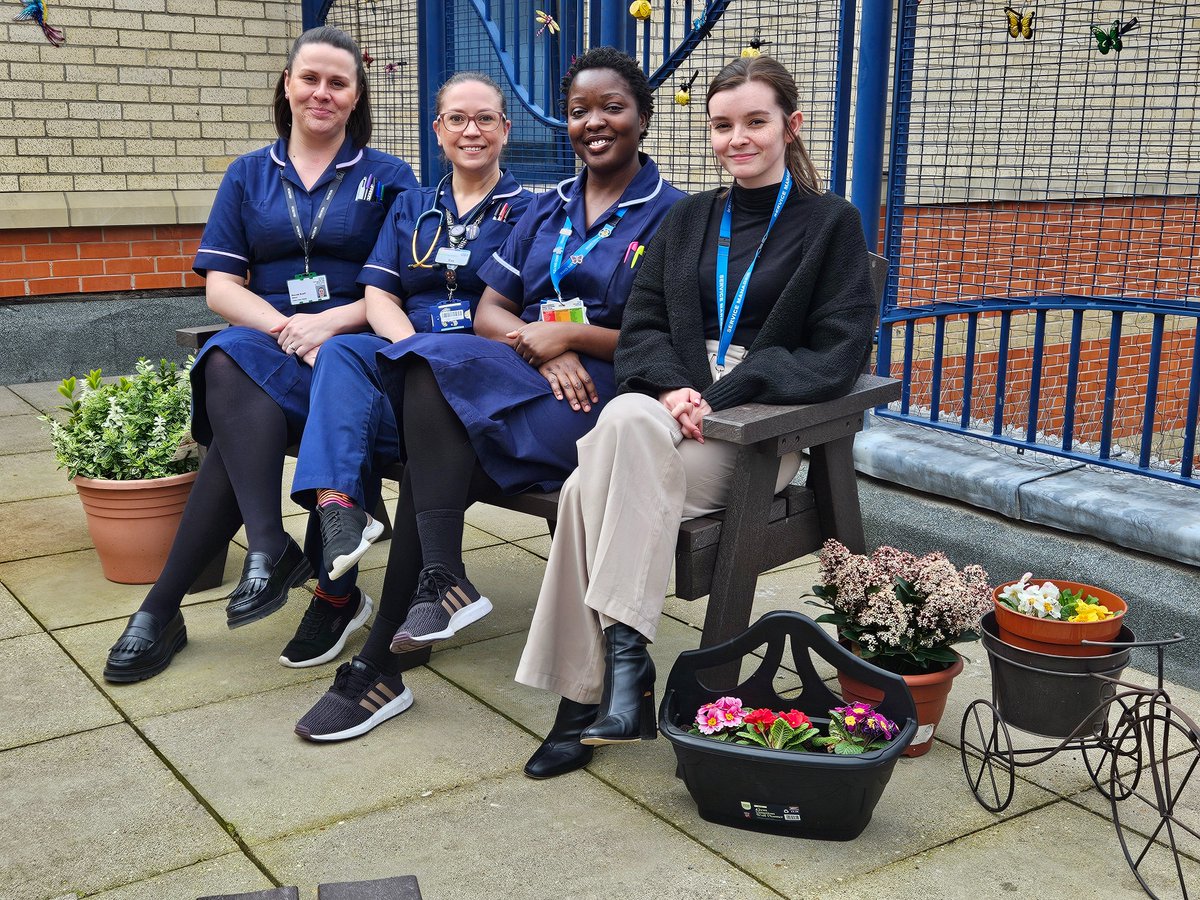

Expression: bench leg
xmin=807 ymin=434 xmax=866 ymax=553
xmin=699 ymin=441 xmax=779 ymax=685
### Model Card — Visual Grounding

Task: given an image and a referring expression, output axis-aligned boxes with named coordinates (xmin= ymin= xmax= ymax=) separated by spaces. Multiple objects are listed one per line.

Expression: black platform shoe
xmin=579 ymin=623 xmax=657 ymax=746
xmin=524 ymin=697 xmax=600 ymax=779
xmin=226 ymin=536 xmax=313 ymax=629
xmin=104 ymin=609 xmax=187 ymax=683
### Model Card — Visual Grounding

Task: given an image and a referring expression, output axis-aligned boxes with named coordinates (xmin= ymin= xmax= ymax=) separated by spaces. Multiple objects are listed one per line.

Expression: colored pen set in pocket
xmin=355 ymin=174 xmax=384 ymax=202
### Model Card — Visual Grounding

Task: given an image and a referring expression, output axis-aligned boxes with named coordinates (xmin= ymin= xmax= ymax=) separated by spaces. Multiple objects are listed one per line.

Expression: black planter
xmin=981 ymin=612 xmax=1133 ymax=739
xmin=660 ymin=610 xmax=918 ymax=841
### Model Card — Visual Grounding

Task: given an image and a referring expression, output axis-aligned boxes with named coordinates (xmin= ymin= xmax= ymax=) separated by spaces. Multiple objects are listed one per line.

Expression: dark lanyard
xmin=550 ymin=207 xmax=628 ymax=300
xmin=445 ymin=181 xmax=502 ymax=248
xmin=715 ymin=170 xmax=791 ymax=369
xmin=281 ymin=169 xmax=345 ymax=274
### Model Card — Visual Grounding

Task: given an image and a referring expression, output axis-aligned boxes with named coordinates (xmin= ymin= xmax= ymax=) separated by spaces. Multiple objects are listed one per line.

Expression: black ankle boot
xmin=524 ymin=697 xmax=600 ymax=779
xmin=580 ymin=623 xmax=657 ymax=746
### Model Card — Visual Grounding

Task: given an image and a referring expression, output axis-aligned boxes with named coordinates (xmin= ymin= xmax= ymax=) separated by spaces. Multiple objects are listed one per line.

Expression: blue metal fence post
xmin=597 ymin=0 xmax=628 ymax=51
xmin=301 ymin=0 xmax=333 ymax=30
xmin=850 ymin=0 xmax=892 ymax=252
xmin=829 ymin=0 xmax=857 ymax=196
xmin=416 ymin=0 xmax=446 ymax=185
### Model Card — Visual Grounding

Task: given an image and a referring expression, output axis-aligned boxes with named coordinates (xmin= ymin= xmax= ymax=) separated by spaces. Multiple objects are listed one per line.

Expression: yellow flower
xmin=1069 ymin=601 xmax=1113 ymax=623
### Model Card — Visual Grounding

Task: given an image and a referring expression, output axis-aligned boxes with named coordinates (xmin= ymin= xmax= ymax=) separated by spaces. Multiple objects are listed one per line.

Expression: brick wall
xmin=0 ymin=225 xmax=204 ymax=299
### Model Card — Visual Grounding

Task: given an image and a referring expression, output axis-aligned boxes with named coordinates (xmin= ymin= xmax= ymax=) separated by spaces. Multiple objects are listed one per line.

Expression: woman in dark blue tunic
xmin=294 ymin=47 xmax=683 ymax=742
xmin=103 ymin=26 xmax=417 ymax=684
xmin=287 ymin=73 xmax=533 ymax=656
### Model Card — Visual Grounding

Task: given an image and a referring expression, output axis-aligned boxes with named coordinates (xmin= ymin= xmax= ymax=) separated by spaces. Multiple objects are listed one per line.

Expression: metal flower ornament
xmin=534 ymin=9 xmax=559 ymax=37
xmin=13 ymin=0 xmax=65 ymax=47
xmin=629 ymin=0 xmax=651 ymax=21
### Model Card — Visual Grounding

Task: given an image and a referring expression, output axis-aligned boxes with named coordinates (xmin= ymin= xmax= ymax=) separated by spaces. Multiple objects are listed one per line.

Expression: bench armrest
xmin=176 ymin=324 xmax=228 ymax=351
xmin=702 ymin=374 xmax=901 ymax=446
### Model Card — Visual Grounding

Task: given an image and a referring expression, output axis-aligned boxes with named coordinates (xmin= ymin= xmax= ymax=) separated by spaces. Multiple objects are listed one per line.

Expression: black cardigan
xmin=614 ymin=187 xmax=876 ymax=411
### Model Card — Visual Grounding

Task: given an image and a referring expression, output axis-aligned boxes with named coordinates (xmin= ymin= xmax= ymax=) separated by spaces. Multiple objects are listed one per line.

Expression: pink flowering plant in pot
xmin=808 ymin=540 xmax=993 ymax=676
xmin=688 ymin=696 xmax=899 ymax=755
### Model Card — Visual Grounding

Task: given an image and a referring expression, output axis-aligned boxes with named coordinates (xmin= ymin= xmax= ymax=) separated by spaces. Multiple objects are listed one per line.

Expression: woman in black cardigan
xmin=514 ymin=56 xmax=878 ymax=778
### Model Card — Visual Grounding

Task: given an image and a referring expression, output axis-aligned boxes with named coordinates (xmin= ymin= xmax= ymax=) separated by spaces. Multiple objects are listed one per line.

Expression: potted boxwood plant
xmin=41 ymin=358 xmax=199 ymax=584
xmin=808 ymin=540 xmax=993 ymax=757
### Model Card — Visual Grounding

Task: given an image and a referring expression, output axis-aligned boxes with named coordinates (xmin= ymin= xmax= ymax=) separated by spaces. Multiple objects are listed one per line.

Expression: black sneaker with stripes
xmin=389 ymin=564 xmax=493 ymax=653
xmin=294 ymin=656 xmax=412 ymax=742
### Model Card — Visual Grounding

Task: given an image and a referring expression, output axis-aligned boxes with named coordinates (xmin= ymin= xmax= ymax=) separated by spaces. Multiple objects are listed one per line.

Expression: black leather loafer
xmin=104 ymin=609 xmax=187 ymax=683
xmin=226 ymin=536 xmax=314 ymax=629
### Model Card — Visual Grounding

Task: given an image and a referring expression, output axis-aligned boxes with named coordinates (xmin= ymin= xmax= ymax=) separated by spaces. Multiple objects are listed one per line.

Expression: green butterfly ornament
xmin=1092 ymin=17 xmax=1139 ymax=54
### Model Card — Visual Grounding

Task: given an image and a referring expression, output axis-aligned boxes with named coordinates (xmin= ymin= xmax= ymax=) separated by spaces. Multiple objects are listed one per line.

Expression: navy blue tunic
xmin=378 ymin=155 xmax=684 ymax=494
xmin=190 ymin=136 xmax=417 ymax=443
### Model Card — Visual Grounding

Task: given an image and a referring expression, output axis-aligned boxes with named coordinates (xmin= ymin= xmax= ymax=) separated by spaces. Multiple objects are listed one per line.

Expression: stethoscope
xmin=409 ymin=172 xmax=453 ymax=270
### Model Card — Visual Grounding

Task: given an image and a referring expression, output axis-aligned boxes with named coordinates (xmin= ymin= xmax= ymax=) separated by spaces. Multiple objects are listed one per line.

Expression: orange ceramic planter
xmin=992 ymin=579 xmax=1126 ymax=658
xmin=837 ymin=655 xmax=964 ymax=758
xmin=73 ymin=471 xmax=197 ymax=584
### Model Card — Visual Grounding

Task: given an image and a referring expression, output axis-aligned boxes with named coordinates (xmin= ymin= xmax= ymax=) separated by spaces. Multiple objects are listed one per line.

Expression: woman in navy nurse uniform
xmin=293 ymin=47 xmax=683 ymax=742
xmin=287 ymin=72 xmax=532 ymax=648
xmin=103 ymin=25 xmax=417 ymax=684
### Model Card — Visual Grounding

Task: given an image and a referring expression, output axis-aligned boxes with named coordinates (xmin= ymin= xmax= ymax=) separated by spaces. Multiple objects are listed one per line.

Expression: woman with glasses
xmin=284 ymin=72 xmax=532 ymax=669
xmin=294 ymin=47 xmax=683 ymax=742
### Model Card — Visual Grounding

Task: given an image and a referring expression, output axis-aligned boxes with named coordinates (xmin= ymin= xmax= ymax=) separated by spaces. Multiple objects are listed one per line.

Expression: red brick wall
xmin=0 ymin=225 xmax=205 ymax=300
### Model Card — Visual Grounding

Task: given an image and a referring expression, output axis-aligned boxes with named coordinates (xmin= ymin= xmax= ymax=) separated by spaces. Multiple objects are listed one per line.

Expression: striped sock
xmin=316 ymin=489 xmax=356 ymax=509
xmin=315 ymin=585 xmax=352 ymax=608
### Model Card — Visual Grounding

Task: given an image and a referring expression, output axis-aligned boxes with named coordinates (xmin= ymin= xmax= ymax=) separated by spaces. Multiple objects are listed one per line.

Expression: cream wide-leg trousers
xmin=515 ymin=350 xmax=800 ymax=705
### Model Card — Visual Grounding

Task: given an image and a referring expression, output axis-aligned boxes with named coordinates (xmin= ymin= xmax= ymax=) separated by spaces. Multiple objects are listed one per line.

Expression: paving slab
xmin=0 ymin=724 xmax=238 ymax=899
xmin=824 ymin=798 xmax=1196 ymax=899
xmin=0 ymin=493 xmax=92 ymax=563
xmin=137 ymin=670 xmax=538 ymax=845
xmin=0 ymin=545 xmax=247 ymax=630
xmin=0 ymin=631 xmax=121 ymax=750
xmin=86 ymin=852 xmax=275 ymax=900
xmin=8 ymin=379 xmax=67 ymax=414
xmin=0 ymin=580 xmax=40 ymax=641
xmin=57 ymin=593 xmax=357 ymax=720
xmin=0 ymin=385 xmax=35 ymax=416
xmin=0 ymin=413 xmax=51 ymax=455
xmin=254 ymin=770 xmax=785 ymax=900
xmin=0 ymin=449 xmax=76 ymax=502
xmin=464 ymin=503 xmax=550 ymax=542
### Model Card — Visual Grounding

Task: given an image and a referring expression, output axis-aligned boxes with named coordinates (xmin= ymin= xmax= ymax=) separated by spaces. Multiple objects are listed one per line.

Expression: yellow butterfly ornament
xmin=1004 ymin=6 xmax=1034 ymax=40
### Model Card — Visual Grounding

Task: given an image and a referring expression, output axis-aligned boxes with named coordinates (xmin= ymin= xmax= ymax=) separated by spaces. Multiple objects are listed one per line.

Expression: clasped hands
xmin=659 ymin=387 xmax=712 ymax=442
xmin=508 ymin=321 xmax=598 ymax=414
xmin=270 ymin=312 xmax=338 ymax=367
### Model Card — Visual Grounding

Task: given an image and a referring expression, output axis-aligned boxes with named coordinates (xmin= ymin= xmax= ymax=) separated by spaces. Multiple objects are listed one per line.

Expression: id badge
xmin=287 ymin=273 xmax=329 ymax=306
xmin=538 ymin=297 xmax=588 ymax=324
xmin=435 ymin=247 xmax=471 ymax=267
xmin=431 ymin=300 xmax=472 ymax=332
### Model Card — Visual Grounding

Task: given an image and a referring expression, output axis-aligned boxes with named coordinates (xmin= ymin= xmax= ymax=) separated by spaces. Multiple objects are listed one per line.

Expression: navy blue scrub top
xmin=193 ymin=137 xmax=418 ymax=315
xmin=357 ymin=170 xmax=533 ymax=334
xmin=477 ymin=154 xmax=684 ymax=329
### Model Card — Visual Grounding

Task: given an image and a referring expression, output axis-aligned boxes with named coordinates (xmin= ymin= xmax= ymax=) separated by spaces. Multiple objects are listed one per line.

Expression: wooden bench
xmin=177 ymin=254 xmax=898 ymax=667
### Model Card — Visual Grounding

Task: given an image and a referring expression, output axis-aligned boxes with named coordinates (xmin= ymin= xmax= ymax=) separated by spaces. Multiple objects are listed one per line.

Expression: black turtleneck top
xmin=698 ymin=179 xmax=816 ymax=348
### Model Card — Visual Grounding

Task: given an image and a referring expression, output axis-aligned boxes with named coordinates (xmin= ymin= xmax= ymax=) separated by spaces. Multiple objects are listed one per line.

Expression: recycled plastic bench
xmin=176 ymin=253 xmax=897 ymax=667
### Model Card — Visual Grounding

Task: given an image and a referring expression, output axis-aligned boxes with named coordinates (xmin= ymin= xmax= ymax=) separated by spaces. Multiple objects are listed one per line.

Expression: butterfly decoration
xmin=13 ymin=0 xmax=66 ymax=47
xmin=362 ymin=48 xmax=374 ymax=68
xmin=628 ymin=0 xmax=651 ymax=21
xmin=741 ymin=32 xmax=770 ymax=58
xmin=535 ymin=9 xmax=559 ymax=36
xmin=384 ymin=61 xmax=403 ymax=80
xmin=1004 ymin=6 xmax=1034 ymax=40
xmin=674 ymin=70 xmax=700 ymax=106
xmin=1092 ymin=17 xmax=1139 ymax=54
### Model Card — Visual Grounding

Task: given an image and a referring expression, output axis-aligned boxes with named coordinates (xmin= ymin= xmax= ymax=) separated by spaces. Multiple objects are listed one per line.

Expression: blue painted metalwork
xmin=829 ymin=0 xmax=856 ymax=196
xmin=851 ymin=0 xmax=895 ymax=252
xmin=1140 ymin=316 xmax=1165 ymax=470
xmin=1183 ymin=328 xmax=1200 ymax=480
xmin=1062 ymin=310 xmax=1083 ymax=452
xmin=960 ymin=313 xmax=977 ymax=429
xmin=1026 ymin=309 xmax=1046 ymax=442
xmin=1098 ymin=312 xmax=1123 ymax=461
xmin=930 ymin=315 xmax=944 ymax=423
xmin=992 ymin=311 xmax=1011 ymax=438
xmin=416 ymin=0 xmax=444 ymax=184
xmin=303 ymin=0 xmax=333 ymax=30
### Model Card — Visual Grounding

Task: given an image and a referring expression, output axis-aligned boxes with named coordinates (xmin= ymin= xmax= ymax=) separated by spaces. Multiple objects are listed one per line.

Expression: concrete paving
xmin=3 ymin=384 xmax=1198 ymax=899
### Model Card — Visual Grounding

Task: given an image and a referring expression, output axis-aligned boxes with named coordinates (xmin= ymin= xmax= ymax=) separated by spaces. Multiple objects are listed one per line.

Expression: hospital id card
xmin=432 ymin=300 xmax=472 ymax=332
xmin=287 ymin=273 xmax=329 ymax=306
xmin=435 ymin=247 xmax=471 ymax=268
xmin=538 ymin=297 xmax=589 ymax=324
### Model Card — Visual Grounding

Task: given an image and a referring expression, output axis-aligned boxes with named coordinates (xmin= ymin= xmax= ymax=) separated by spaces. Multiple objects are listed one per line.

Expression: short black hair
xmin=560 ymin=46 xmax=653 ymax=139
xmin=273 ymin=26 xmax=372 ymax=149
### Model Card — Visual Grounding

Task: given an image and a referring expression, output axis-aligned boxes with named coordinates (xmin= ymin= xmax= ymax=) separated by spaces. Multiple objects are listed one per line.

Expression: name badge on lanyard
xmin=431 ymin=299 xmax=472 ymax=332
xmin=281 ymin=168 xmax=344 ymax=306
xmin=287 ymin=272 xmax=330 ymax=305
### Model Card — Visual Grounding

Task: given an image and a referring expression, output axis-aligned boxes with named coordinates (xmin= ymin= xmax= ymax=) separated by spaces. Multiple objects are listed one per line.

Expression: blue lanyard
xmin=550 ymin=207 xmax=628 ymax=300
xmin=714 ymin=170 xmax=792 ymax=369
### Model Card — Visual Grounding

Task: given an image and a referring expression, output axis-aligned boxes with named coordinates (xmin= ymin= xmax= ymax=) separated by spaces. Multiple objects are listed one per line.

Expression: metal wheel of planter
xmin=960 ymin=699 xmax=1015 ymax=813
xmin=1110 ymin=699 xmax=1200 ymax=900
xmin=1082 ymin=685 xmax=1143 ymax=801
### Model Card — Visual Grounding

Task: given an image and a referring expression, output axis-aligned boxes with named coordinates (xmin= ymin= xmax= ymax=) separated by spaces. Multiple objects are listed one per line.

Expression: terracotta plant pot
xmin=992 ymin=579 xmax=1126 ymax=658
xmin=837 ymin=654 xmax=964 ymax=757
xmin=73 ymin=471 xmax=197 ymax=584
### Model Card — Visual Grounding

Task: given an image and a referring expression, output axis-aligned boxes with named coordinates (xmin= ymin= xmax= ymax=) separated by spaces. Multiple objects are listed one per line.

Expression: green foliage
xmin=40 ymin=357 xmax=199 ymax=481
xmin=811 ymin=708 xmax=891 ymax=755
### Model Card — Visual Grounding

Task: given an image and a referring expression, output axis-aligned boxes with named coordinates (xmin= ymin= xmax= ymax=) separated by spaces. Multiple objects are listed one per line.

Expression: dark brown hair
xmin=435 ymin=71 xmax=507 ymax=118
xmin=273 ymin=26 xmax=372 ymax=148
xmin=705 ymin=56 xmax=821 ymax=193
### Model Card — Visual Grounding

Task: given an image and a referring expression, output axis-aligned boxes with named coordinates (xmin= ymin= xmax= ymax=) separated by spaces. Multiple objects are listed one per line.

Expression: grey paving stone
xmin=88 ymin=853 xmax=275 ymax=900
xmin=57 ymin=594 xmax=356 ymax=721
xmin=8 ymin=379 xmax=67 ymax=413
xmin=0 ymin=493 xmax=93 ymax=563
xmin=824 ymin=799 xmax=1191 ymax=899
xmin=199 ymin=889 xmax=299 ymax=900
xmin=0 ymin=449 xmax=76 ymax=502
xmin=463 ymin=503 xmax=550 ymax=541
xmin=0 ymin=631 xmax=121 ymax=750
xmin=0 ymin=385 xmax=35 ymax=416
xmin=0 ymin=413 xmax=50 ymax=455
xmin=0 ymin=581 xmax=40 ymax=641
xmin=254 ymin=771 xmax=783 ymax=900
xmin=0 ymin=545 xmax=245 ymax=631
xmin=137 ymin=670 xmax=537 ymax=845
xmin=318 ymin=875 xmax=422 ymax=900
xmin=0 ymin=724 xmax=237 ymax=899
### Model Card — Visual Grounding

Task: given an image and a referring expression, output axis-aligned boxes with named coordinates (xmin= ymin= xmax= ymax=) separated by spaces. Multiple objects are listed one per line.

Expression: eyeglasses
xmin=437 ymin=111 xmax=506 ymax=133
